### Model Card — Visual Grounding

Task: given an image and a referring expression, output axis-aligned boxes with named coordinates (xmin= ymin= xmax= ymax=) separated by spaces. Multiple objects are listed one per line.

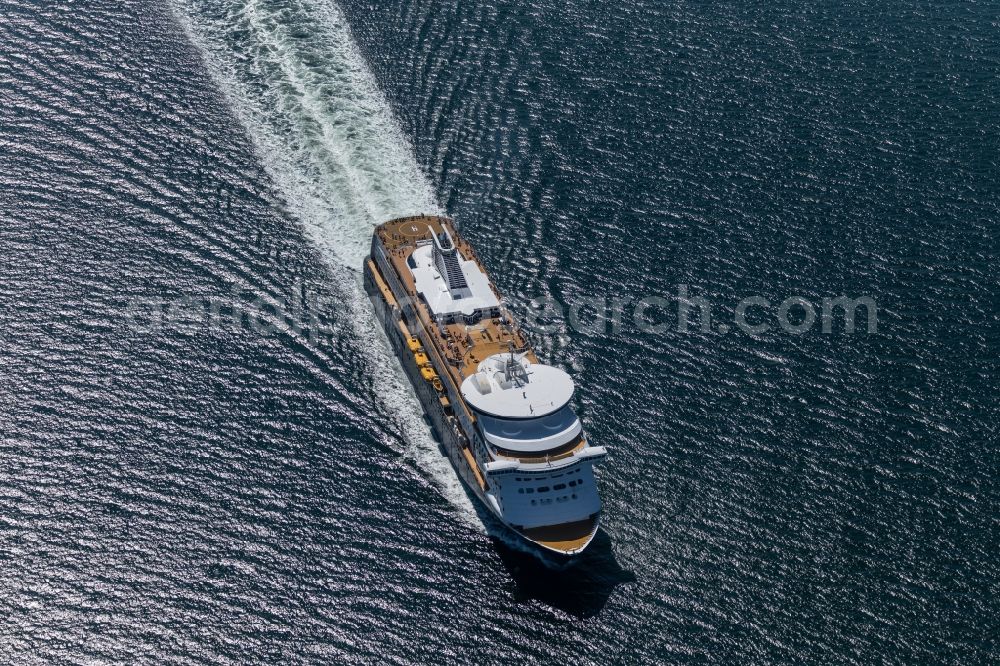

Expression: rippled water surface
xmin=1 ymin=0 xmax=997 ymax=662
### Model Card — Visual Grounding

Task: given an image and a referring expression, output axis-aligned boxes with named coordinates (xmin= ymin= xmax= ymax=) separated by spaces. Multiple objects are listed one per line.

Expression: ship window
xmin=554 ymin=483 xmax=566 ymax=491
xmin=569 ymin=480 xmax=577 ymax=487
xmin=572 ymin=494 xmax=577 ymax=499
xmin=537 ymin=486 xmax=550 ymax=493
xmin=518 ymin=488 xmax=524 ymax=494
xmin=526 ymin=488 xmax=534 ymax=494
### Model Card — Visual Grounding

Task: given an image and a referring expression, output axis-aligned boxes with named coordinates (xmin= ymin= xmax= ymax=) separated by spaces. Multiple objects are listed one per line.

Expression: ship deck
xmin=377 ymin=216 xmax=537 ymax=384
xmin=492 ymin=434 xmax=588 ymax=463
xmin=521 ymin=517 xmax=598 ymax=554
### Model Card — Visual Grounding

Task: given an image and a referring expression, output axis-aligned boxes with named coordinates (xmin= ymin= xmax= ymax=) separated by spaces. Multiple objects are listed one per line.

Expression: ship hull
xmin=363 ymin=258 xmax=596 ymax=562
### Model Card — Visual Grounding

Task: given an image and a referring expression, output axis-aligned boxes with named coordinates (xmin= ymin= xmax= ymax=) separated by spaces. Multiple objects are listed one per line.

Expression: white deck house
xmin=460 ymin=352 xmax=606 ymax=531
xmin=408 ymin=229 xmax=500 ymax=324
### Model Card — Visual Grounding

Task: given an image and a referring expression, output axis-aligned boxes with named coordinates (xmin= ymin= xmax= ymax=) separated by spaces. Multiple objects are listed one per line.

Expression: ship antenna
xmin=505 ymin=341 xmax=527 ymax=387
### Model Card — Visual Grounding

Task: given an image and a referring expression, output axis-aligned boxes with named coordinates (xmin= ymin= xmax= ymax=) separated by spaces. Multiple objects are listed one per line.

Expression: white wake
xmin=171 ymin=0 xmax=482 ymax=529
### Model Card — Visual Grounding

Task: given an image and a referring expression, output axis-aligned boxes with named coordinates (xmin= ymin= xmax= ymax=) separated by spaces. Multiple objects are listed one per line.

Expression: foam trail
xmin=171 ymin=0 xmax=482 ymax=530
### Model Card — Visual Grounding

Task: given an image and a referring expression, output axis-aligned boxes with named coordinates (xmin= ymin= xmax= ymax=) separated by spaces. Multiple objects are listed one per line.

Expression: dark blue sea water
xmin=1 ymin=0 xmax=997 ymax=662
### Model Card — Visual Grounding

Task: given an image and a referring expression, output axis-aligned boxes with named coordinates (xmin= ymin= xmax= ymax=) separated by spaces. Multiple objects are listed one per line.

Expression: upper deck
xmin=375 ymin=216 xmax=537 ymax=381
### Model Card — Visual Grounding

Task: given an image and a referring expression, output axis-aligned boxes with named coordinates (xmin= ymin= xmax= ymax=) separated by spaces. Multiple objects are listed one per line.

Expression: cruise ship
xmin=364 ymin=215 xmax=607 ymax=558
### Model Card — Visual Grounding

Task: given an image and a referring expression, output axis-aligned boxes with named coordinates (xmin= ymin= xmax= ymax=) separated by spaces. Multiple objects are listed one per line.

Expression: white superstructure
xmin=460 ymin=352 xmax=607 ymax=535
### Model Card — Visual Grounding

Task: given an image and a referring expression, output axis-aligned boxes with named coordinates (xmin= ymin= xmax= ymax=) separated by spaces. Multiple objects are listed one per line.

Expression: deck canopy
xmin=408 ymin=235 xmax=499 ymax=321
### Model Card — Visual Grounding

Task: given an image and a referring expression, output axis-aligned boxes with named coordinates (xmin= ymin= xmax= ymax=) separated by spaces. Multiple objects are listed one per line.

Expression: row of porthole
xmin=517 ymin=478 xmax=583 ymax=495
xmin=530 ymin=494 xmax=577 ymax=506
